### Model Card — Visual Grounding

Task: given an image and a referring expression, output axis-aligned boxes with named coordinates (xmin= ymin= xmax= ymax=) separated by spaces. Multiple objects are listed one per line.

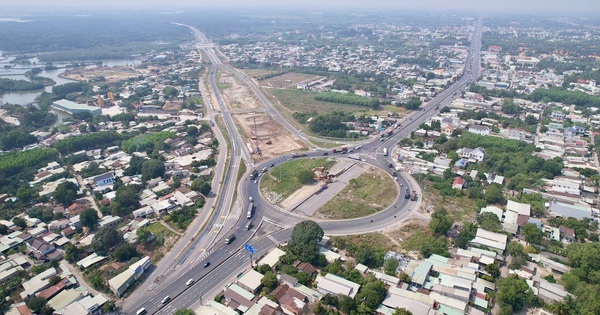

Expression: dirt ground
xmin=243 ymin=69 xmax=280 ymax=78
xmin=163 ymin=100 xmax=183 ymax=112
xmin=233 ymin=112 xmax=306 ymax=162
xmin=260 ymin=72 xmax=324 ymax=89
xmin=219 ymin=72 xmax=264 ymax=110
xmin=60 ymin=66 xmax=140 ymax=84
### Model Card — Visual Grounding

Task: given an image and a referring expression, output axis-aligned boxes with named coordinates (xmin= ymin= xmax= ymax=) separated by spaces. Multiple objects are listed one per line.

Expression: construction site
xmin=59 ymin=65 xmax=140 ymax=84
xmin=233 ymin=112 xmax=306 ymax=162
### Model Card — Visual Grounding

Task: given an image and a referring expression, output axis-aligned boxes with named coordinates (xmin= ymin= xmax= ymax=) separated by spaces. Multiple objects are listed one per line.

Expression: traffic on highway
xmin=127 ymin=17 xmax=483 ymax=314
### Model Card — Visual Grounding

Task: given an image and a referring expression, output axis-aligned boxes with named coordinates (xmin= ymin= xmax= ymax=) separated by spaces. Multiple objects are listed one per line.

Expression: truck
xmin=292 ymin=152 xmax=308 ymax=158
xmin=383 ymin=148 xmax=388 ymax=156
xmin=332 ymin=147 xmax=348 ymax=154
xmin=247 ymin=201 xmax=254 ymax=219
xmin=404 ymin=188 xmax=411 ymax=199
xmin=411 ymin=191 xmax=418 ymax=201
xmin=249 ymin=169 xmax=259 ymax=180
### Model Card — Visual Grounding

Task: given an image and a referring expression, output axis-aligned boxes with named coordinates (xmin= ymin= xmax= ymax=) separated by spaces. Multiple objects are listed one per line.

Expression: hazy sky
xmin=2 ymin=0 xmax=600 ymax=14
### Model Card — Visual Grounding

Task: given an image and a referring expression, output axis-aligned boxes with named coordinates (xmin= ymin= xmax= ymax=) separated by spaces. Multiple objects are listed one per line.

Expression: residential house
xmin=315 ymin=273 xmax=361 ymax=298
xmin=559 ymin=226 xmax=576 ymax=243
xmin=459 ymin=147 xmax=485 ymax=162
xmin=452 ymin=177 xmax=466 ymax=190
xmin=468 ymin=125 xmax=490 ymax=136
xmin=107 ymin=256 xmax=151 ymax=297
xmin=93 ymin=172 xmax=115 ymax=188
xmin=470 ymin=228 xmax=507 ymax=254
xmin=237 ymin=269 xmax=264 ymax=294
xmin=26 ymin=237 xmax=56 ymax=260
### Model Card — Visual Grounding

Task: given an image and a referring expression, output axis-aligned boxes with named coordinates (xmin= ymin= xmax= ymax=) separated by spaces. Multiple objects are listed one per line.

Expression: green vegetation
xmin=314 ymin=91 xmax=380 ymax=108
xmin=440 ymin=132 xmax=563 ymax=190
xmin=316 ymin=169 xmax=397 ymax=219
xmin=496 ymin=275 xmax=536 ymax=315
xmin=121 ymin=131 xmax=176 ymax=154
xmin=403 ymin=230 xmax=450 ymax=258
xmin=0 ymin=77 xmax=44 ymax=92
xmin=287 ymin=220 xmax=324 ymax=264
xmin=91 ymin=227 xmax=123 ymax=255
xmin=270 ymin=89 xmax=368 ymax=115
xmin=0 ymin=148 xmax=59 ymax=196
xmin=429 ymin=208 xmax=453 ymax=236
xmin=53 ymin=131 xmax=130 ymax=154
xmin=51 ymin=82 xmax=91 ymax=99
xmin=261 ymin=158 xmax=335 ymax=201
xmin=165 ymin=206 xmax=199 ymax=231
xmin=529 ymin=87 xmax=600 ymax=108
xmin=293 ymin=111 xmax=360 ymax=138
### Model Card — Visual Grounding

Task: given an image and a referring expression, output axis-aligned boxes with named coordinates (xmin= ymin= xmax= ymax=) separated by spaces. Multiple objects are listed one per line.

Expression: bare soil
xmin=233 ymin=112 xmax=306 ymax=162
xmin=60 ymin=66 xmax=139 ymax=84
xmin=260 ymin=72 xmax=324 ymax=89
xmin=219 ymin=72 xmax=264 ymax=110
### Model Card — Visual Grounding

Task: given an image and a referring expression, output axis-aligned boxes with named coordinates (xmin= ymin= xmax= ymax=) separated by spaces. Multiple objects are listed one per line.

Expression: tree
xmin=522 ymin=223 xmax=544 ymax=245
xmin=80 ymin=208 xmax=99 ymax=229
xmin=112 ymin=244 xmax=139 ymax=262
xmin=187 ymin=126 xmax=199 ymax=137
xmin=64 ymin=243 xmax=82 ymax=263
xmin=338 ymin=295 xmax=356 ymax=314
xmin=477 ymin=212 xmax=502 ymax=232
xmin=103 ymin=300 xmax=117 ymax=313
xmin=0 ymin=224 xmax=7 ymax=235
xmin=288 ymin=220 xmax=324 ymax=263
xmin=486 ymin=263 xmax=501 ymax=278
xmin=112 ymin=185 xmax=141 ymax=216
xmin=501 ymin=98 xmax=521 ymax=115
xmin=485 ymin=183 xmax=505 ymax=205
xmin=141 ymin=159 xmax=165 ymax=181
xmin=136 ymin=227 xmax=152 ymax=244
xmin=12 ymin=217 xmax=27 ymax=229
xmin=26 ymin=297 xmax=47 ymax=313
xmin=261 ymin=271 xmax=278 ymax=292
xmin=454 ymin=222 xmax=477 ymax=249
xmin=163 ymin=86 xmax=178 ymax=99
xmin=256 ymin=264 xmax=272 ymax=275
xmin=384 ymin=258 xmax=399 ymax=276
xmin=356 ymin=243 xmax=385 ymax=268
xmin=496 ymin=275 xmax=536 ymax=313
xmin=78 ymin=123 xmax=87 ymax=133
xmin=198 ymin=182 xmax=211 ymax=196
xmin=393 ymin=308 xmax=413 ymax=315
xmin=297 ymin=169 xmax=314 ymax=185
xmin=356 ymin=279 xmax=387 ymax=309
xmin=429 ymin=208 xmax=452 ymax=236
xmin=91 ymin=227 xmax=123 ymax=255
xmin=53 ymin=181 xmax=78 ymax=206
xmin=48 ymin=275 xmax=62 ymax=286
xmin=174 ymin=309 xmax=195 ymax=315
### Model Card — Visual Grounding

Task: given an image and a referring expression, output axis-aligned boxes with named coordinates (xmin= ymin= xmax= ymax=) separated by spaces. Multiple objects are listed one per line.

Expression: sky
xmin=2 ymin=0 xmax=600 ymax=14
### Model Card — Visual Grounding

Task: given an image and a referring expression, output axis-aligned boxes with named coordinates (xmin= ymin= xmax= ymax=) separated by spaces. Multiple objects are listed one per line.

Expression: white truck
xmin=383 ymin=148 xmax=388 ymax=156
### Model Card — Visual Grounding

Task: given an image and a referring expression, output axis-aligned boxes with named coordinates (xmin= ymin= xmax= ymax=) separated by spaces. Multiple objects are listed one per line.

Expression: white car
xmin=186 ymin=279 xmax=194 ymax=286
xmin=161 ymin=296 xmax=170 ymax=304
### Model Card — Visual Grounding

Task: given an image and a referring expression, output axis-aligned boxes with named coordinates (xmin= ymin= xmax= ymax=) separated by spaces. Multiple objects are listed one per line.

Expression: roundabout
xmin=240 ymin=148 xmax=423 ymax=236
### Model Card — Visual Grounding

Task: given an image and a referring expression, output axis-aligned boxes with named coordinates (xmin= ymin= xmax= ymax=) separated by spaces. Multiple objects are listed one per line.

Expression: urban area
xmin=0 ymin=6 xmax=599 ymax=315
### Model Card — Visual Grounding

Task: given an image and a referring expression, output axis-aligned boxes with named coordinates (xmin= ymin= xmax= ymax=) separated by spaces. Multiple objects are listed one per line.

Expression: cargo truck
xmin=404 ymin=188 xmax=411 ymax=199
xmin=411 ymin=191 xmax=418 ymax=201
xmin=292 ymin=152 xmax=308 ymax=158
xmin=383 ymin=148 xmax=388 ymax=156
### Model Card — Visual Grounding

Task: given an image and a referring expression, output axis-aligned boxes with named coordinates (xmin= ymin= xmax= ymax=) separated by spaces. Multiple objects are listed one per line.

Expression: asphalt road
xmin=126 ymin=18 xmax=483 ymax=314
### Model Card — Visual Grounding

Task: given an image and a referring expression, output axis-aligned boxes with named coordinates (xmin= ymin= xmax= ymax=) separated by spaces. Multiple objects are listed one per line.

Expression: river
xmin=0 ymin=52 xmax=140 ymax=105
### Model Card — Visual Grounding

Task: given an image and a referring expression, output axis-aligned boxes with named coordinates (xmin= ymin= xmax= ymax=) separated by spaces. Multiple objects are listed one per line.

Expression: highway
xmin=125 ymin=18 xmax=483 ymax=314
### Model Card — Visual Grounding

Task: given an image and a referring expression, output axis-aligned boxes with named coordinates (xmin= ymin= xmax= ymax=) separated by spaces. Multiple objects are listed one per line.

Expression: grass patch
xmin=261 ymin=158 xmax=335 ymax=200
xmin=216 ymin=116 xmax=232 ymax=148
xmin=331 ymin=232 xmax=400 ymax=252
xmin=270 ymin=89 xmax=366 ymax=115
xmin=315 ymin=168 xmax=398 ymax=219
xmin=417 ymin=177 xmax=479 ymax=223
xmin=146 ymin=222 xmax=175 ymax=238
xmin=237 ymin=159 xmax=247 ymax=182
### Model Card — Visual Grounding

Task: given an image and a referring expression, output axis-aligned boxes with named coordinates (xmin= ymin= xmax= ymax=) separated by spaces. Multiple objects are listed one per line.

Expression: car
xmin=225 ymin=234 xmax=235 ymax=244
xmin=245 ymin=221 xmax=252 ymax=230
xmin=136 ymin=308 xmax=147 ymax=315
xmin=270 ymin=163 xmax=275 ymax=167
xmin=254 ymin=180 xmax=258 ymax=184
xmin=204 ymin=262 xmax=211 ymax=268
xmin=322 ymin=152 xmax=329 ymax=156
xmin=186 ymin=279 xmax=194 ymax=286
xmin=161 ymin=296 xmax=170 ymax=304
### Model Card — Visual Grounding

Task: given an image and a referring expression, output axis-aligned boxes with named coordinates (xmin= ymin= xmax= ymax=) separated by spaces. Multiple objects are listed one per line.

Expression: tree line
xmin=0 ymin=78 xmax=44 ymax=93
xmin=314 ymin=91 xmax=381 ymax=109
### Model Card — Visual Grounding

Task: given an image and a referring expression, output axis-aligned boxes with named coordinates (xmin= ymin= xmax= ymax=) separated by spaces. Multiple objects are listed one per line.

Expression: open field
xmin=331 ymin=232 xmax=401 ymax=253
xmin=243 ymin=69 xmax=281 ymax=78
xmin=218 ymin=71 xmax=263 ymax=110
xmin=260 ymin=72 xmax=324 ymax=89
xmin=233 ymin=112 xmax=306 ymax=162
xmin=417 ymin=178 xmax=479 ymax=223
xmin=141 ymin=222 xmax=178 ymax=264
xmin=60 ymin=66 xmax=140 ymax=84
xmin=261 ymin=158 xmax=336 ymax=202
xmin=313 ymin=166 xmax=398 ymax=219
